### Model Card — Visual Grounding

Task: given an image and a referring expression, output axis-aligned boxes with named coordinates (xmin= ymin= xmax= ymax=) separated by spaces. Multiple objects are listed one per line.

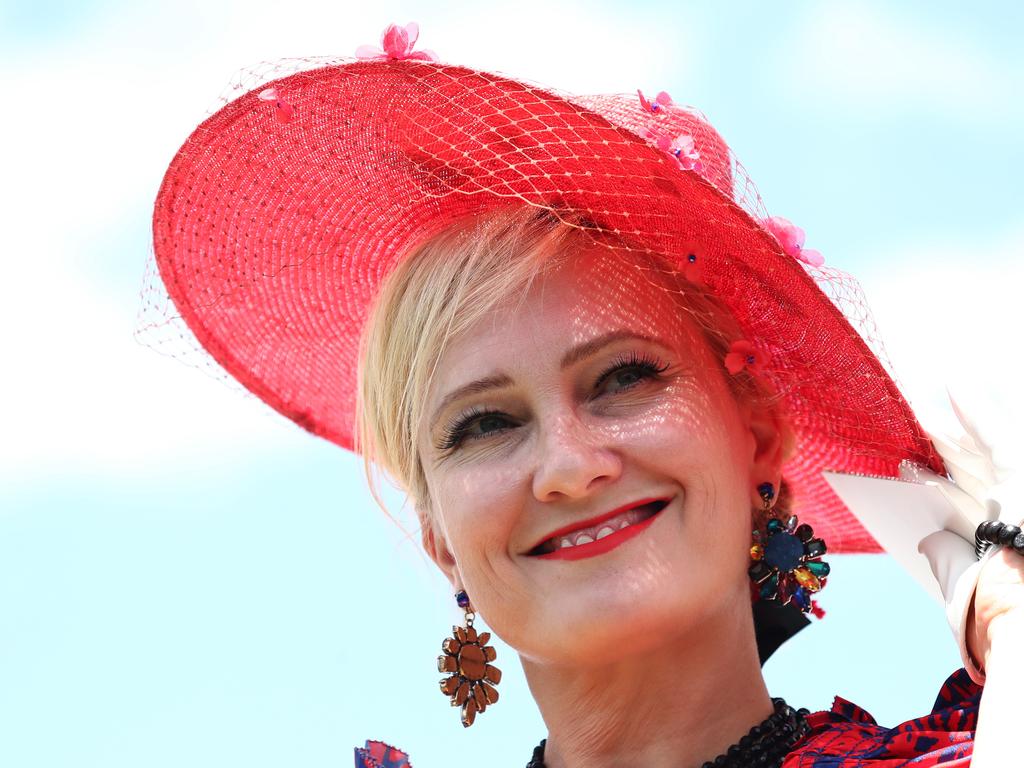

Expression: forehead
xmin=434 ymin=245 xmax=706 ymax=382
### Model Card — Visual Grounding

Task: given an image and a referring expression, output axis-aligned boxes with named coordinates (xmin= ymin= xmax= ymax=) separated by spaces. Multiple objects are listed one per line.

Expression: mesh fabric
xmin=139 ymin=56 xmax=944 ymax=553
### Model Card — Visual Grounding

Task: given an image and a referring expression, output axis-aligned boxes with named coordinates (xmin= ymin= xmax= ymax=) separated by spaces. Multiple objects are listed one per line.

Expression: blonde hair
xmin=355 ymin=204 xmax=788 ymax=521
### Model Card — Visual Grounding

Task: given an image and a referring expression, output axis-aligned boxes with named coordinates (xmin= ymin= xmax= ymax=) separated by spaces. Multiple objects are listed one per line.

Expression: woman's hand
xmin=914 ymin=392 xmax=1022 ymax=681
xmin=919 ymin=395 xmax=1024 ymax=766
xmin=969 ymin=544 xmax=1024 ymax=672
xmin=936 ymin=395 xmax=1023 ymax=673
xmin=970 ymin=548 xmax=1024 ymax=767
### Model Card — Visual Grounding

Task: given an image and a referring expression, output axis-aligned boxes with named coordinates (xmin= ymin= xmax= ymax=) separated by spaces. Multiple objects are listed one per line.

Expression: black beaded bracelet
xmin=974 ymin=520 xmax=1024 ymax=560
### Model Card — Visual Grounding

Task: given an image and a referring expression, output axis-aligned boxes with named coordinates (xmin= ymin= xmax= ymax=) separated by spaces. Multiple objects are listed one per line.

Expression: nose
xmin=531 ymin=410 xmax=623 ymax=502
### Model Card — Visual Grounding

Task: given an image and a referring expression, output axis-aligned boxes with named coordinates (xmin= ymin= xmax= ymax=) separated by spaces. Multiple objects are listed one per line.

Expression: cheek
xmin=432 ymin=462 xmax=524 ymax=567
xmin=431 ymin=464 xmax=540 ymax=639
xmin=632 ymin=380 xmax=753 ymax=547
xmin=626 ymin=376 xmax=741 ymax=461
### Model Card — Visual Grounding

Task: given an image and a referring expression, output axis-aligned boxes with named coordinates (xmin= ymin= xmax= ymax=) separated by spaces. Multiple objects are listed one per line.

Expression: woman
xmin=148 ymin=21 xmax=1022 ymax=767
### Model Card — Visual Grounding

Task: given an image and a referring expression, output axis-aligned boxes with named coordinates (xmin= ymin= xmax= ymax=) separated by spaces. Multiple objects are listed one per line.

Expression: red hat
xmin=147 ymin=21 xmax=943 ymax=556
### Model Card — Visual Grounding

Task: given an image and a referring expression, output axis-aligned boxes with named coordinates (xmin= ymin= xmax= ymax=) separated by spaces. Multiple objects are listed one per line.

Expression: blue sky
xmin=1 ymin=1 xmax=1022 ymax=766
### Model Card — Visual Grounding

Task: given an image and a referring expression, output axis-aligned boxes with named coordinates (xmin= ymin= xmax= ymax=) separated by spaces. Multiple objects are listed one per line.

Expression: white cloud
xmin=780 ymin=3 xmax=1020 ymax=122
xmin=0 ymin=257 xmax=309 ymax=484
xmin=854 ymin=226 xmax=1024 ymax=463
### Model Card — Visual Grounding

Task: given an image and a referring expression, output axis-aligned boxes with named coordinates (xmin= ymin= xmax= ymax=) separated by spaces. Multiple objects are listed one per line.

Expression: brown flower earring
xmin=437 ymin=590 xmax=502 ymax=727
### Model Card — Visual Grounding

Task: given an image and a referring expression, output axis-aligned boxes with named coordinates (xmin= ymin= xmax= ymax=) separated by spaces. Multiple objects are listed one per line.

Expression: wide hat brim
xmin=152 ymin=57 xmax=944 ymax=555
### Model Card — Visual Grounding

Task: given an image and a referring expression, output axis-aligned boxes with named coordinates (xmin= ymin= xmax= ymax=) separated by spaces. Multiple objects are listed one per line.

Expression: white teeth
xmin=547 ymin=500 xmax=667 ymax=551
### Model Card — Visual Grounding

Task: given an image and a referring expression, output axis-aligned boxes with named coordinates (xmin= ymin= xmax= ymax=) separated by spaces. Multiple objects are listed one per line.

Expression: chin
xmin=515 ymin=577 xmax=711 ymax=667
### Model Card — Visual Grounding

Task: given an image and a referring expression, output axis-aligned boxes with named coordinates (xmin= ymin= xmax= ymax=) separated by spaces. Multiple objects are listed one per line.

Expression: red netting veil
xmin=139 ymin=21 xmax=944 ymax=554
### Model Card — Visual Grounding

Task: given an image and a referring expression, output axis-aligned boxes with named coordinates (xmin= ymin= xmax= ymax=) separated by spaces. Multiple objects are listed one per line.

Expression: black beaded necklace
xmin=525 ymin=697 xmax=811 ymax=768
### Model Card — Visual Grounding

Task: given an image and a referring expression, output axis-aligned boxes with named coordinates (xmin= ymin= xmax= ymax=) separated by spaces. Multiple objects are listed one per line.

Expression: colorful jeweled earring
xmin=437 ymin=590 xmax=502 ymax=727
xmin=748 ymin=482 xmax=830 ymax=616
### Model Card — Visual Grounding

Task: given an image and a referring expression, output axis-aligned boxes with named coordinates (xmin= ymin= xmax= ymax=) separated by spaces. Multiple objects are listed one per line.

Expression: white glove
xmin=910 ymin=394 xmax=1021 ymax=685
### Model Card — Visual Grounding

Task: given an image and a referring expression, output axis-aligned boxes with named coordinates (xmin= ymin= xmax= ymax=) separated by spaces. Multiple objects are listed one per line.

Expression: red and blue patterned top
xmin=354 ymin=667 xmax=981 ymax=768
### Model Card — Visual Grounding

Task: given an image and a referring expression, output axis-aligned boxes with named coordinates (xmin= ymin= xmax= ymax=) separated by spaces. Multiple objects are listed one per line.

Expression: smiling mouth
xmin=526 ymin=498 xmax=671 ymax=557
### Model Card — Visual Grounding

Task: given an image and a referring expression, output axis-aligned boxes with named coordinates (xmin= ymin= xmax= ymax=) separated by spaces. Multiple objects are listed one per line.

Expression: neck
xmin=521 ymin=600 xmax=771 ymax=768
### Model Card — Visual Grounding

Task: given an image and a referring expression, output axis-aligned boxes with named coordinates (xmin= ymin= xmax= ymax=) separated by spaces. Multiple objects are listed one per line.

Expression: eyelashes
xmin=593 ymin=350 xmax=671 ymax=392
xmin=436 ymin=404 xmax=506 ymax=453
xmin=435 ymin=350 xmax=671 ymax=454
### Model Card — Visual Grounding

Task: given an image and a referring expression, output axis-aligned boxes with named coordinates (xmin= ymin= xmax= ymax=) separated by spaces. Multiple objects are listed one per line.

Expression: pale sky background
xmin=1 ymin=1 xmax=1022 ymax=766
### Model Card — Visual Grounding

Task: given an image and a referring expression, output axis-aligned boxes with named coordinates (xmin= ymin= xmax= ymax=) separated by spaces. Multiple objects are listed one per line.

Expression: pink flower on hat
xmin=656 ymin=132 xmax=703 ymax=172
xmin=643 ymin=127 xmax=706 ymax=176
xmin=637 ymin=89 xmax=673 ymax=114
xmin=356 ymin=22 xmax=439 ymax=63
xmin=725 ymin=340 xmax=766 ymax=376
xmin=257 ymin=88 xmax=293 ymax=123
xmin=762 ymin=216 xmax=825 ymax=267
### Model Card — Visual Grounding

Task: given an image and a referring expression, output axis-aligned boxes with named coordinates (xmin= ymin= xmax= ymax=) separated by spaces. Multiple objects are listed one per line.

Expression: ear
xmin=419 ymin=506 xmax=462 ymax=589
xmin=740 ymin=401 xmax=788 ymax=499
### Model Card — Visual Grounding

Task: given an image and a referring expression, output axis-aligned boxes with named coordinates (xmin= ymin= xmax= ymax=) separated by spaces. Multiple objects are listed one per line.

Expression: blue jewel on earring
xmin=748 ymin=482 xmax=830 ymax=615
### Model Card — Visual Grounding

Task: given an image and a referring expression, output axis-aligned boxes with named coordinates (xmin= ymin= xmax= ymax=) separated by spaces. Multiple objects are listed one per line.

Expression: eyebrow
xmin=428 ymin=330 xmax=667 ymax=430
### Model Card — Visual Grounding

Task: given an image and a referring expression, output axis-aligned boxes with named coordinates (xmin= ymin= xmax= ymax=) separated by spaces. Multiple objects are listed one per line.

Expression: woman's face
xmin=418 ymin=245 xmax=782 ymax=665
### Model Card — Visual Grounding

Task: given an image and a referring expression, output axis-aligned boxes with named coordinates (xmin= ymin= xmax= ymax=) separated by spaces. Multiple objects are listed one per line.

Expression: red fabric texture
xmin=784 ymin=667 xmax=980 ymax=766
xmin=151 ymin=58 xmax=944 ymax=553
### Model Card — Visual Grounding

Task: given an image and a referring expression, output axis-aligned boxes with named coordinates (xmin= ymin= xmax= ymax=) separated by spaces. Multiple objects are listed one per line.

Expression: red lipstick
xmin=534 ymin=513 xmax=660 ymax=561
xmin=529 ymin=497 xmax=670 ymax=561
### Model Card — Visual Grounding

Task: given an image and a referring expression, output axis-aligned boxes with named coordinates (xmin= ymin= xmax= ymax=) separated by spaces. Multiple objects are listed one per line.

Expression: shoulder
xmin=783 ymin=668 xmax=981 ymax=767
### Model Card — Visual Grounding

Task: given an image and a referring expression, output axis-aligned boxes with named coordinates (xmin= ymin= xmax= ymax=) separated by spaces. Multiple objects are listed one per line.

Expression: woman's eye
xmin=595 ymin=353 xmax=670 ymax=395
xmin=472 ymin=414 xmax=512 ymax=436
xmin=438 ymin=410 xmax=514 ymax=451
xmin=608 ymin=367 xmax=644 ymax=389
